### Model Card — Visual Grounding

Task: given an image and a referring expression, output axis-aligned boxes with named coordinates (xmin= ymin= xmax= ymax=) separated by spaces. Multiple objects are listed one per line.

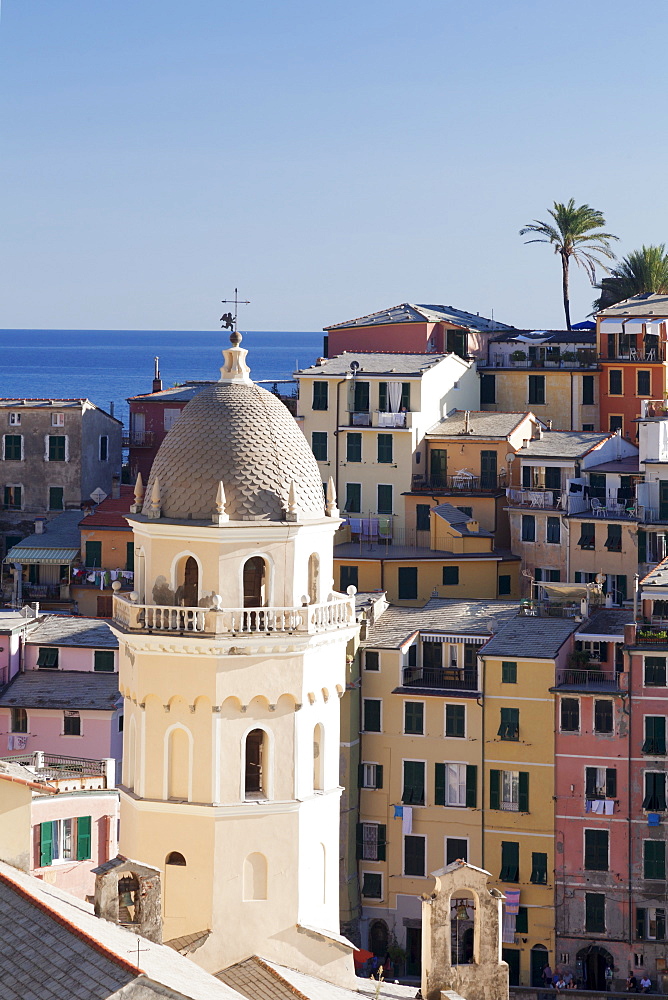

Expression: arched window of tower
xmin=243 ymin=557 xmax=267 ymax=608
xmin=243 ymin=852 xmax=268 ymax=900
xmin=313 ymin=723 xmax=324 ymax=791
xmin=308 ymin=553 xmax=320 ymax=605
xmin=245 ymin=729 xmax=267 ymax=798
xmin=165 ymin=852 xmax=186 ymax=866
xmin=182 ymin=556 xmax=198 ymax=607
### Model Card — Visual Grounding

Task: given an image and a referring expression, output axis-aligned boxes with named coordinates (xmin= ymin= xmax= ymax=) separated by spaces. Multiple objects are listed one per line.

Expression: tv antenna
xmin=128 ymin=936 xmax=150 ymax=968
xmin=220 ymin=287 xmax=250 ymax=332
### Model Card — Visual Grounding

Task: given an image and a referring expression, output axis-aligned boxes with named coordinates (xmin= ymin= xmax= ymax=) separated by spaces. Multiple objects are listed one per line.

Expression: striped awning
xmin=421 ymin=633 xmax=486 ymax=644
xmin=4 ymin=546 xmax=80 ymax=565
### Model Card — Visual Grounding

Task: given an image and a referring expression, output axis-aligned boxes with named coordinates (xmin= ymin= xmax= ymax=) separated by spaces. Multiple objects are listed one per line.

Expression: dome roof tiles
xmin=144 ymin=381 xmax=326 ymax=522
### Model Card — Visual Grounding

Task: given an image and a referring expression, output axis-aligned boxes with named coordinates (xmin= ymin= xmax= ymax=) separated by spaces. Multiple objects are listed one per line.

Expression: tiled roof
xmin=576 ymin=609 xmax=633 ymax=639
xmin=79 ymin=486 xmax=134 ymax=529
xmin=0 ymin=759 xmax=56 ymax=793
xmin=598 ymin=293 xmax=668 ymax=317
xmin=25 ymin=616 xmax=117 ymax=648
xmin=432 ymin=503 xmax=493 ymax=536
xmin=7 ymin=510 xmax=83 ymax=554
xmin=296 ymin=352 xmax=452 ymax=377
xmin=427 ymin=410 xmax=535 ymax=438
xmin=0 ymin=671 xmax=119 ymax=711
xmin=144 ymin=382 xmax=325 ymax=522
xmin=128 ymin=382 xmax=213 ymax=403
xmin=584 ymin=456 xmax=640 ymax=474
xmin=519 ymin=431 xmax=611 ymax=460
xmin=0 ymin=860 xmax=244 ymax=1000
xmin=217 ymin=956 xmax=418 ymax=1000
xmin=334 ymin=542 xmax=516 ymax=561
xmin=324 ymin=303 xmax=514 ymax=333
xmin=362 ymin=598 xmax=519 ymax=649
xmin=481 ymin=616 xmax=578 ymax=658
xmin=641 ymin=556 xmax=668 ymax=588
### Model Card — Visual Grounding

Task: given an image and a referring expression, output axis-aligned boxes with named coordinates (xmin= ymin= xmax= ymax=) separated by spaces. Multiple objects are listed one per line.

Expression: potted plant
xmin=387 ymin=943 xmax=407 ymax=979
xmin=561 ymin=351 xmax=577 ymax=364
xmin=510 ymin=350 xmax=527 ymax=363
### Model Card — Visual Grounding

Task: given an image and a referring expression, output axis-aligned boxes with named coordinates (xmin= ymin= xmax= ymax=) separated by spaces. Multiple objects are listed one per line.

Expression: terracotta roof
xmin=79 ymin=486 xmax=134 ymax=529
xmin=144 ymin=381 xmax=325 ymax=522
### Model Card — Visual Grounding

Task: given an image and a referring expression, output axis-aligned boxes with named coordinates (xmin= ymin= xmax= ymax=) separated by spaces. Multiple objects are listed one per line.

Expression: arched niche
xmin=243 ymin=852 xmax=268 ymax=901
xmin=243 ymin=556 xmax=267 ymax=608
xmin=166 ymin=851 xmax=186 ymax=866
xmin=444 ymin=887 xmax=481 ymax=967
xmin=165 ymin=725 xmax=192 ymax=801
xmin=164 ymin=851 xmax=188 ymax=919
xmin=174 ymin=554 xmax=200 ymax=608
xmin=308 ymin=552 xmax=320 ymax=605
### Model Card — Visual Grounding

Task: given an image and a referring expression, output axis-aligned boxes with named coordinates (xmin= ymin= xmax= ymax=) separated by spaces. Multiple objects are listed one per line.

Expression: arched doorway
xmin=577 ymin=945 xmax=613 ymax=991
xmin=243 ymin=557 xmax=266 ymax=608
xmin=530 ymin=944 xmax=549 ymax=987
xmin=182 ymin=557 xmax=198 ymax=607
xmin=369 ymin=919 xmax=388 ymax=957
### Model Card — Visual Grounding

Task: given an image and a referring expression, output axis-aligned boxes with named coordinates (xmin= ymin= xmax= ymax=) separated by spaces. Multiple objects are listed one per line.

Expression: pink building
xmin=0 ymin=754 xmax=119 ymax=901
xmin=324 ymin=303 xmax=514 ymax=361
xmin=0 ymin=614 xmax=121 ymax=766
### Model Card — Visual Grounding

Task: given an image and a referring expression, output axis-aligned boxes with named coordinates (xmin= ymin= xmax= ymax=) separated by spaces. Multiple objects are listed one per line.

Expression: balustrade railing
xmin=113 ymin=593 xmax=355 ymax=635
xmin=555 ymin=668 xmax=620 ymax=689
xmin=401 ymin=666 xmax=479 ymax=691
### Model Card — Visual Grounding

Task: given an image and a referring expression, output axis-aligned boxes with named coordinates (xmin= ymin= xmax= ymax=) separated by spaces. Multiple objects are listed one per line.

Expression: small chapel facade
xmin=110 ymin=332 xmax=359 ymax=984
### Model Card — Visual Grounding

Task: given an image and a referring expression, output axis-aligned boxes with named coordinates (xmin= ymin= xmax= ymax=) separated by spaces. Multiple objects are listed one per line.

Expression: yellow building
xmin=72 ymin=484 xmax=135 ymax=617
xmin=356 ymin=598 xmax=517 ymax=976
xmin=335 ymin=503 xmax=520 ymax=604
xmin=478 ymin=329 xmax=599 ymax=432
xmin=111 ymin=334 xmax=360 ymax=986
xmin=480 ymin=615 xmax=578 ymax=987
xmin=295 ymin=352 xmax=480 ymax=540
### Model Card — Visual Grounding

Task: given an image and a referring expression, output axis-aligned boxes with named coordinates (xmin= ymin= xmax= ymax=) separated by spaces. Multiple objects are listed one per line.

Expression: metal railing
xmin=555 ymin=668 xmax=620 ymax=688
xmin=631 ymin=624 xmax=668 ymax=646
xmin=480 ymin=352 xmax=598 ymax=370
xmin=401 ymin=666 xmax=479 ymax=691
xmin=113 ymin=593 xmax=355 ymax=635
xmin=506 ymin=488 xmax=564 ymax=510
xmin=123 ymin=430 xmax=155 ymax=448
xmin=411 ymin=475 xmax=506 ymax=493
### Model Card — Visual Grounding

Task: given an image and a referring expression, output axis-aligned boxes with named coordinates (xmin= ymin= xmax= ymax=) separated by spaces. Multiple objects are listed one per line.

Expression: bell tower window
xmin=243 ymin=557 xmax=266 ymax=608
xmin=245 ymin=729 xmax=267 ymax=798
xmin=182 ymin=557 xmax=198 ymax=607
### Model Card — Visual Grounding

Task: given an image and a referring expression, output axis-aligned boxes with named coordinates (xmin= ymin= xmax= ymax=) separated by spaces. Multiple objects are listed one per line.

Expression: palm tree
xmin=594 ymin=244 xmax=668 ymax=311
xmin=520 ymin=200 xmax=618 ymax=329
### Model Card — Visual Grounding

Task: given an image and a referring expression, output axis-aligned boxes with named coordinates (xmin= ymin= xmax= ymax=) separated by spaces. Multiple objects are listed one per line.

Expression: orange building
xmin=72 ymin=485 xmax=135 ymax=617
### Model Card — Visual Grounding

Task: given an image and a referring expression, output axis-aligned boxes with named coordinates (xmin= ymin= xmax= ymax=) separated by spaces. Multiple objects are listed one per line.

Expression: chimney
xmin=537 ymin=426 xmax=543 ymax=440
xmin=547 ymin=419 xmax=552 ymax=430
xmin=34 ymin=518 xmax=46 ymax=535
xmin=464 ymin=410 xmax=472 ymax=434
xmin=152 ymin=356 xmax=162 ymax=394
xmin=111 ymin=474 xmax=121 ymax=500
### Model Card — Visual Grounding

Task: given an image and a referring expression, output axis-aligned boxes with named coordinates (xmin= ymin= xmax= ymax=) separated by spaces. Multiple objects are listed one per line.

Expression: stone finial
xmin=219 ymin=330 xmax=252 ymax=384
xmin=212 ymin=481 xmax=229 ymax=524
xmin=146 ymin=477 xmax=161 ymax=520
xmin=285 ymin=480 xmax=299 ymax=522
xmin=130 ymin=472 xmax=144 ymax=514
xmin=325 ymin=476 xmax=339 ymax=517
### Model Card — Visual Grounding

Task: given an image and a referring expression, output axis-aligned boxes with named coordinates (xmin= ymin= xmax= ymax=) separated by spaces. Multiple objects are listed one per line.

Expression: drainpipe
xmin=570 ymin=372 xmax=575 ymax=431
xmin=633 ymin=573 xmax=639 ymax=621
xmin=334 ymin=374 xmax=353 ymax=500
xmin=478 ymin=653 xmax=485 ymax=872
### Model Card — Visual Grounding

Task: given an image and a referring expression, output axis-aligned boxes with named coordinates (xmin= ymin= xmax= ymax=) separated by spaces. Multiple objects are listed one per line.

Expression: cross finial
xmin=220 ymin=287 xmax=250 ymax=333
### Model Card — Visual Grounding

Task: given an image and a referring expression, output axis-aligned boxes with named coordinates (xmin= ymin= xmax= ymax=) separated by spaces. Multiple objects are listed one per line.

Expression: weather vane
xmin=220 ymin=287 xmax=250 ymax=332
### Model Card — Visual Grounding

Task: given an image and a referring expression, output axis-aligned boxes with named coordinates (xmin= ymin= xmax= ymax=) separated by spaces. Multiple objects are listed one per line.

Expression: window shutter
xmin=606 ymin=768 xmax=617 ymax=798
xmin=375 ymin=765 xmax=383 ymax=789
xmin=518 ymin=772 xmax=529 ymax=812
xmin=585 ymin=767 xmax=596 ymax=798
xmin=637 ymin=907 xmax=647 ymax=940
xmin=358 ymin=764 xmax=366 ymax=788
xmin=76 ymin=816 xmax=92 ymax=860
xmin=377 ymin=825 xmax=387 ymax=862
xmin=490 ymin=769 xmax=500 ymax=810
xmin=356 ymin=823 xmax=364 ymax=860
xmin=435 ymin=763 xmax=446 ymax=806
xmin=466 ymin=765 xmax=477 ymax=808
xmin=40 ymin=821 xmax=53 ymax=867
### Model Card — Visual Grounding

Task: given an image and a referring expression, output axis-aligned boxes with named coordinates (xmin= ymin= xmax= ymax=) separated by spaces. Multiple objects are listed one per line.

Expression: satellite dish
xmin=349 ymin=360 xmax=360 ymax=373
xmin=505 ymin=453 xmax=515 ymax=464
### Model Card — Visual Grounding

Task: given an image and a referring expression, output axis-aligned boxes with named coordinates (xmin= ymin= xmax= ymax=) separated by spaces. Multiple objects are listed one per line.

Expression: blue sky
xmin=0 ymin=0 xmax=666 ymax=332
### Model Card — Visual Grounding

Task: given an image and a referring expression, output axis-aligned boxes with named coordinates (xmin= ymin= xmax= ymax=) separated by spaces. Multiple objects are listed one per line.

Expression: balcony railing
xmin=401 ymin=666 xmax=479 ymax=691
xmin=480 ymin=352 xmax=598 ymax=370
xmin=349 ymin=411 xmax=371 ymax=426
xmin=631 ymin=624 xmax=668 ymax=646
xmin=113 ymin=593 xmax=355 ymax=636
xmin=123 ymin=430 xmax=155 ymax=448
xmin=599 ymin=344 xmax=667 ymax=363
xmin=345 ymin=410 xmax=412 ymax=428
xmin=506 ymin=488 xmax=564 ymax=510
xmin=641 ymin=399 xmax=668 ymax=419
xmin=555 ymin=668 xmax=621 ymax=689
xmin=376 ymin=411 xmax=407 ymax=428
xmin=411 ymin=474 xmax=506 ymax=493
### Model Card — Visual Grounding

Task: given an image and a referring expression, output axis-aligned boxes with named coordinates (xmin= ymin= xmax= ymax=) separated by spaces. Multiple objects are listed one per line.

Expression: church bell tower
xmin=111 ymin=332 xmax=358 ymax=984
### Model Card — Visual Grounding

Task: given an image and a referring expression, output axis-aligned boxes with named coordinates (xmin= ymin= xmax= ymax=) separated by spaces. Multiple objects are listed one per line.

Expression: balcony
xmin=641 ymin=399 xmax=668 ymax=418
xmin=346 ymin=410 xmax=412 ymax=428
xmin=628 ymin=623 xmax=668 ymax=647
xmin=411 ymin=474 xmax=506 ymax=494
xmin=123 ymin=430 xmax=155 ymax=448
xmin=479 ymin=351 xmax=598 ymax=370
xmin=113 ymin=593 xmax=355 ymax=636
xmin=400 ymin=666 xmax=479 ymax=692
xmin=506 ymin=487 xmax=564 ymax=510
xmin=554 ymin=668 xmax=623 ymax=691
xmin=599 ymin=343 xmax=667 ymax=363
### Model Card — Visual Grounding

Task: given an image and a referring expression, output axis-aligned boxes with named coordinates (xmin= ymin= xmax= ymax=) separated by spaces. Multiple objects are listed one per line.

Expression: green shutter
xmin=358 ymin=764 xmax=365 ymax=788
xmin=606 ymin=768 xmax=617 ymax=798
xmin=466 ymin=765 xmax=477 ymax=808
xmin=490 ymin=769 xmax=500 ymax=810
xmin=518 ymin=772 xmax=529 ymax=812
xmin=377 ymin=824 xmax=386 ymax=862
xmin=378 ymin=383 xmax=388 ymax=412
xmin=76 ymin=816 xmax=91 ymax=860
xmin=435 ymin=763 xmax=446 ymax=806
xmin=375 ymin=764 xmax=383 ymax=789
xmin=515 ymin=907 xmax=528 ymax=933
xmin=40 ymin=821 xmax=53 ymax=867
xmin=85 ymin=541 xmax=102 ymax=568
xmin=637 ymin=907 xmax=647 ymax=940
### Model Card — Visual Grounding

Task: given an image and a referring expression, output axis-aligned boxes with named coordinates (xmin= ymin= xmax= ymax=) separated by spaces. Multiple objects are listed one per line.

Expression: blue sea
xmin=0 ymin=329 xmax=324 ymax=427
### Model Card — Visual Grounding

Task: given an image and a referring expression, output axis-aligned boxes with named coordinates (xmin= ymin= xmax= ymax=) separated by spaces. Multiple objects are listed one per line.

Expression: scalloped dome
xmin=144 ymin=381 xmax=326 ymax=521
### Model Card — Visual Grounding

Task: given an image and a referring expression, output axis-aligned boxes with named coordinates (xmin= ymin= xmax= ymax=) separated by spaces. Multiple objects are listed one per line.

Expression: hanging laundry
xmin=504 ymin=889 xmax=521 ymax=915
xmin=401 ymin=806 xmax=413 ymax=835
xmin=393 ymin=805 xmax=404 ymax=819
xmin=604 ymin=799 xmax=615 ymax=815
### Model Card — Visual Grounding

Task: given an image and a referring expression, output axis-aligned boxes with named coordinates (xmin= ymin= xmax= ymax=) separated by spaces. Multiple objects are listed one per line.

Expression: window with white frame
xmin=359 ymin=822 xmax=385 ymax=861
xmin=63 ymin=710 xmax=81 ymax=736
xmin=164 ymin=408 xmax=181 ymax=430
xmin=444 ymin=762 xmax=467 ymax=807
xmin=8 ymin=412 xmax=20 ymax=426
xmin=51 ymin=412 xmax=65 ymax=427
xmin=502 ymin=770 xmax=519 ymax=811
xmin=360 ymin=762 xmax=383 ymax=789
xmin=579 ymin=641 xmax=604 ymax=663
